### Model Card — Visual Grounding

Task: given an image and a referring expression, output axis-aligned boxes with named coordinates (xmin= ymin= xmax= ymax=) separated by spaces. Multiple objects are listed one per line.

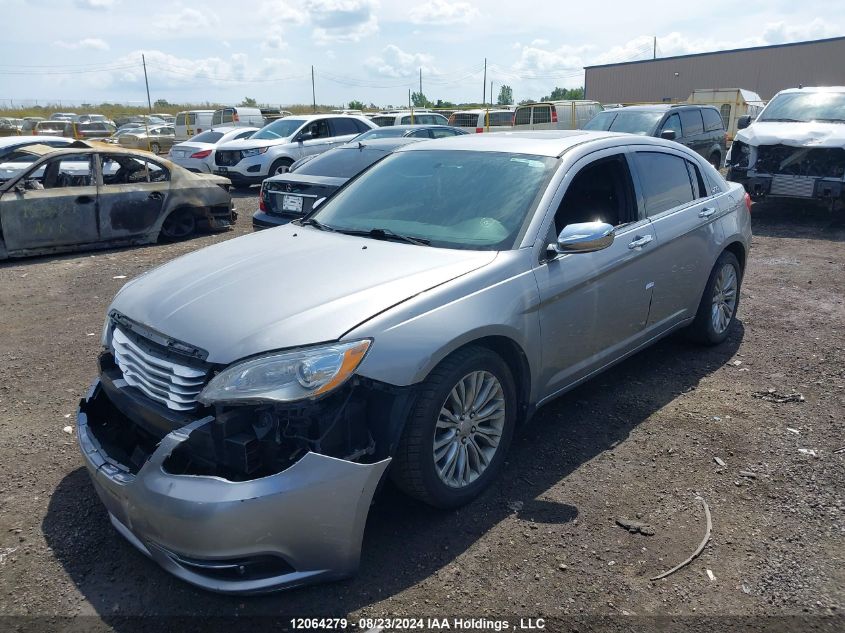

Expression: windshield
xmin=311 ymin=150 xmax=557 ymax=250
xmin=584 ymin=110 xmax=664 ymax=134
xmin=296 ymin=146 xmax=388 ymax=178
xmin=252 ymin=118 xmax=305 ymax=140
xmin=759 ymin=92 xmax=845 ymax=123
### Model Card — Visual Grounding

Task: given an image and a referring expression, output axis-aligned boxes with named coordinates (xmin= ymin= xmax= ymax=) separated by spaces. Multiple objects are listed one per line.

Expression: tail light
xmin=475 ymin=127 xmax=484 ymax=133
xmin=551 ymin=108 xmax=558 ymax=123
xmin=190 ymin=149 xmax=212 ymax=159
xmin=448 ymin=114 xmax=455 ymax=124
xmin=259 ymin=186 xmax=266 ymax=211
xmin=233 ymin=113 xmax=240 ymax=122
xmin=744 ymin=192 xmax=752 ymax=214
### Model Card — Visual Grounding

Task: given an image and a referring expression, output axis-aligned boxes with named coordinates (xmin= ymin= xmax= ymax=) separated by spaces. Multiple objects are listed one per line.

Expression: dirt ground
xmin=0 ymin=193 xmax=843 ymax=631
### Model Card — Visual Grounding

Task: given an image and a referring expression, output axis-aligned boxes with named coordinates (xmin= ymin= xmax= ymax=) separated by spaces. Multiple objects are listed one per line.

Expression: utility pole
xmin=482 ymin=58 xmax=487 ymax=105
xmin=311 ymin=66 xmax=316 ymax=112
xmin=653 ymin=36 xmax=657 ymax=59
xmin=491 ymin=81 xmax=494 ymax=105
xmin=419 ymin=67 xmax=422 ymax=94
xmin=142 ymin=54 xmax=152 ymax=113
xmin=408 ymin=89 xmax=411 ymax=108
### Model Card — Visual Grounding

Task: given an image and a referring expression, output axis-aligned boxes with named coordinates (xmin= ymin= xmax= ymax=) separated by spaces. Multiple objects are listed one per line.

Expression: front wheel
xmin=709 ymin=152 xmax=721 ymax=170
xmin=269 ymin=158 xmax=293 ymax=176
xmin=687 ymin=251 xmax=742 ymax=345
xmin=391 ymin=346 xmax=517 ymax=509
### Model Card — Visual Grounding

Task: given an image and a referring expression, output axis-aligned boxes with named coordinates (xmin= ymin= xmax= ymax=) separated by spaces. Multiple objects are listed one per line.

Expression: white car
xmin=168 ymin=126 xmax=259 ymax=174
xmin=0 ymin=137 xmax=76 ymax=182
xmin=212 ymin=114 xmax=375 ymax=188
xmin=447 ymin=109 xmax=515 ymax=133
xmin=370 ymin=111 xmax=448 ymax=127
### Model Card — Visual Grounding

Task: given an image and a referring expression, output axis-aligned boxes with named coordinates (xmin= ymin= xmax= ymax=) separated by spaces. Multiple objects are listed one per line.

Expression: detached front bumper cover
xmin=77 ymin=380 xmax=390 ymax=594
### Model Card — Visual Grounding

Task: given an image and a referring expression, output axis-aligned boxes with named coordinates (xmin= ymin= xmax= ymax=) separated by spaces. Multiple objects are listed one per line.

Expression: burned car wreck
xmin=0 ymin=141 xmax=235 ymax=260
xmin=727 ymin=86 xmax=845 ymax=203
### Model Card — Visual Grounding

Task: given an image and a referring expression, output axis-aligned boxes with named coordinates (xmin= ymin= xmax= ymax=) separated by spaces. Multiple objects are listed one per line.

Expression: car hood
xmin=736 ymin=121 xmax=845 ymax=148
xmin=217 ymin=137 xmax=290 ymax=151
xmin=109 ymin=225 xmax=497 ymax=364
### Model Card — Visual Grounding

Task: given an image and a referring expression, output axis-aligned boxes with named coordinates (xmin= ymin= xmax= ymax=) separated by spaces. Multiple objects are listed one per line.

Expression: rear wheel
xmin=391 ymin=346 xmax=516 ymax=509
xmin=269 ymin=158 xmax=293 ymax=176
xmin=687 ymin=251 xmax=742 ymax=345
xmin=160 ymin=208 xmax=196 ymax=241
xmin=149 ymin=142 xmax=161 ymax=155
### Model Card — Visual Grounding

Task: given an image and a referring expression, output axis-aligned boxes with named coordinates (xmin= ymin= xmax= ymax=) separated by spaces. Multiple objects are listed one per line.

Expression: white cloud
xmin=365 ymin=45 xmax=437 ymax=78
xmin=74 ymin=0 xmax=117 ymax=10
xmin=54 ymin=38 xmax=110 ymax=51
xmin=260 ymin=0 xmax=308 ymax=25
xmin=409 ymin=0 xmax=478 ymax=25
xmin=759 ymin=18 xmax=841 ymax=45
xmin=305 ymin=0 xmax=379 ymax=43
xmin=153 ymin=8 xmax=221 ymax=32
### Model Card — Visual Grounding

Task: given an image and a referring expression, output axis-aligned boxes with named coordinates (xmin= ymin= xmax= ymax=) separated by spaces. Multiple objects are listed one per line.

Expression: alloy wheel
xmin=433 ymin=370 xmax=506 ymax=488
xmin=711 ymin=263 xmax=738 ymax=334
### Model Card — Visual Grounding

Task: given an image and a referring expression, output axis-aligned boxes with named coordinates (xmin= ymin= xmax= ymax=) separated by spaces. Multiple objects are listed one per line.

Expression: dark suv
xmin=584 ymin=104 xmax=727 ymax=168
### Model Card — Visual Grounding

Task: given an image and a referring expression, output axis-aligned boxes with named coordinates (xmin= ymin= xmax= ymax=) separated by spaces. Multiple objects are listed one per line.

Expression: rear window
xmin=514 ymin=107 xmax=531 ymax=125
xmin=449 ymin=113 xmax=479 ymax=127
xmin=191 ymin=130 xmax=225 ymax=143
xmin=176 ymin=113 xmax=186 ymax=126
xmin=532 ymin=106 xmax=552 ymax=124
xmin=584 ymin=110 xmax=663 ymax=134
xmin=296 ymin=146 xmax=387 ymax=178
xmin=489 ymin=112 xmax=514 ymax=126
xmin=371 ymin=116 xmax=396 ymax=127
xmin=702 ymin=108 xmax=724 ymax=132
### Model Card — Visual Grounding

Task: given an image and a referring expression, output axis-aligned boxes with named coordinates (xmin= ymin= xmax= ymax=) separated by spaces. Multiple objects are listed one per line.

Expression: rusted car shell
xmin=0 ymin=142 xmax=234 ymax=260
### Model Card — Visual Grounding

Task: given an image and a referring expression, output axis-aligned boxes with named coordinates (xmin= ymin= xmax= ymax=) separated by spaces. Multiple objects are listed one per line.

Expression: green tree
xmin=411 ymin=91 xmax=430 ymax=108
xmin=347 ymin=100 xmax=365 ymax=110
xmin=239 ymin=96 xmax=258 ymax=107
xmin=540 ymin=86 xmax=584 ymax=102
xmin=496 ymin=85 xmax=513 ymax=105
xmin=153 ymin=98 xmax=170 ymax=108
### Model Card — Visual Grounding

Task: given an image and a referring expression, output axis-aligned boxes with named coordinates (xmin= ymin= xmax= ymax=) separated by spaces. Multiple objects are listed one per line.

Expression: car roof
xmin=13 ymin=140 xmax=169 ymax=159
xmin=616 ymin=104 xmax=716 ymax=112
xmin=339 ymin=137 xmax=425 ymax=149
xmin=369 ymin=124 xmax=454 ymax=131
xmin=395 ymin=130 xmax=643 ymax=157
xmin=775 ymin=86 xmax=845 ymax=95
xmin=450 ymin=109 xmax=512 ymax=114
xmin=0 ymin=136 xmax=73 ymax=149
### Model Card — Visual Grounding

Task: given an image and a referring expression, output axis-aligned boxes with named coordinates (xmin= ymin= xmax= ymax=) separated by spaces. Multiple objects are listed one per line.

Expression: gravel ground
xmin=0 ymin=193 xmax=842 ymax=631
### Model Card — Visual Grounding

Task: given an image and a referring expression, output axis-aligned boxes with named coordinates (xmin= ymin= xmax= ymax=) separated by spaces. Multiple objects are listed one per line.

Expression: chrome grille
xmin=770 ymin=175 xmax=816 ymax=198
xmin=112 ymin=328 xmax=207 ymax=411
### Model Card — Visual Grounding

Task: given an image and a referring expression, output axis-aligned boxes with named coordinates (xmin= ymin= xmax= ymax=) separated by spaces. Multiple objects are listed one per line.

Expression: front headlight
xmin=100 ymin=315 xmax=113 ymax=348
xmin=197 ymin=339 xmax=371 ymax=405
xmin=241 ymin=147 xmax=269 ymax=158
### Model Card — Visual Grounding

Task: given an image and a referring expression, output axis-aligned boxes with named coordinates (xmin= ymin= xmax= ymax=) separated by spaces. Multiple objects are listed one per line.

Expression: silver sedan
xmin=78 ymin=131 xmax=751 ymax=593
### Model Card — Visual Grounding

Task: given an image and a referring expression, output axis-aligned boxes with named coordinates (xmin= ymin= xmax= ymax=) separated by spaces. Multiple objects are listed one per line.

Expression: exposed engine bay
xmin=754 ymin=145 xmax=845 ymax=178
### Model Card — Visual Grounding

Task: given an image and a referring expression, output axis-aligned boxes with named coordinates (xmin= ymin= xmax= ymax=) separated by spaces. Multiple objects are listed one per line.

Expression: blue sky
xmin=0 ymin=0 xmax=842 ymax=107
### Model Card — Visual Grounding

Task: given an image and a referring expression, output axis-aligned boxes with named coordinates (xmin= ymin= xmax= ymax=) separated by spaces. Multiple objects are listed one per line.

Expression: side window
xmin=235 ymin=130 xmax=255 ymax=140
xmin=161 ymin=127 xmax=175 ymax=136
xmin=660 ymin=113 xmax=682 ymax=137
xmin=514 ymin=107 xmax=530 ymax=125
xmin=431 ymin=128 xmax=459 ymax=138
xmin=634 ymin=152 xmax=695 ymax=215
xmin=33 ymin=155 xmax=94 ymax=189
xmin=222 ymin=110 xmax=235 ymax=124
xmin=532 ymin=106 xmax=552 ymax=125
xmin=101 ymin=156 xmax=170 ymax=185
xmin=702 ymin=108 xmax=724 ymax=132
xmin=719 ymin=104 xmax=731 ymax=130
xmin=400 ymin=115 xmax=413 ymax=125
xmin=491 ymin=112 xmax=513 ymax=126
xmin=679 ymin=110 xmax=704 ymax=136
xmin=553 ymin=154 xmax=635 ymax=234
xmin=686 ymin=160 xmax=707 ymax=198
xmin=330 ymin=117 xmax=361 ymax=136
xmin=408 ymin=129 xmax=432 ymax=138
xmin=353 ymin=119 xmax=370 ymax=133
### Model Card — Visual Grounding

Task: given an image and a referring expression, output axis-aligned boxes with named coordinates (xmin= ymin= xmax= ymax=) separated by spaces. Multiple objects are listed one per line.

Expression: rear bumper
xmin=212 ymin=171 xmax=264 ymax=186
xmin=77 ymin=380 xmax=390 ymax=594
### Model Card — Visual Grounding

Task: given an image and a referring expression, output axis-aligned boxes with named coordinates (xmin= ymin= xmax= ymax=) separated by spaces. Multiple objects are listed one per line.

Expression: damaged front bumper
xmin=77 ymin=380 xmax=390 ymax=594
xmin=728 ymin=168 xmax=844 ymax=200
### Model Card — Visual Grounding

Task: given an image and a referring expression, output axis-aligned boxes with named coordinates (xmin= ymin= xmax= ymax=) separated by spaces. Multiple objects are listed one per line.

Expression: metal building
xmin=584 ymin=36 xmax=845 ymax=104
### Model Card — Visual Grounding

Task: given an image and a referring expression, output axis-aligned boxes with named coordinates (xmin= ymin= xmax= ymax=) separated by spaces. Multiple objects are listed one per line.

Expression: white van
xmin=211 ymin=107 xmax=265 ymax=129
xmin=512 ymin=101 xmax=603 ymax=130
xmin=174 ymin=110 xmax=214 ymax=141
xmin=447 ymin=109 xmax=514 ymax=133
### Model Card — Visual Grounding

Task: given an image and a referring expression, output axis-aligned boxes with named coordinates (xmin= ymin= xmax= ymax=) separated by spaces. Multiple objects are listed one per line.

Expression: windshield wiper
xmin=761 ymin=117 xmax=803 ymax=123
xmin=297 ymin=217 xmax=335 ymax=231
xmin=336 ymin=227 xmax=430 ymax=246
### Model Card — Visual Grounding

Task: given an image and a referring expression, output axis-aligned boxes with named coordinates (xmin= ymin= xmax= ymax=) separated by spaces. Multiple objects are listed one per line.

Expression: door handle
xmin=628 ymin=234 xmax=654 ymax=250
xmin=148 ymin=191 xmax=164 ymax=201
xmin=698 ymin=207 xmax=716 ymax=218
xmin=75 ymin=195 xmax=94 ymax=204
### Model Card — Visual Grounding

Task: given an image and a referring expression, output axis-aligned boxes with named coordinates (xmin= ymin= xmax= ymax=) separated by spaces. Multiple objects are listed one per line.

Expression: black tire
xmin=160 ymin=208 xmax=197 ymax=241
xmin=149 ymin=142 xmax=161 ymax=155
xmin=709 ymin=152 xmax=721 ymax=170
xmin=269 ymin=158 xmax=293 ymax=177
xmin=391 ymin=346 xmax=517 ymax=509
xmin=687 ymin=251 xmax=742 ymax=345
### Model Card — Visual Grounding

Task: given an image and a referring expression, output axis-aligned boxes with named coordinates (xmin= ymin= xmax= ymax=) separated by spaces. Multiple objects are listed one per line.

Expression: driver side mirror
xmin=737 ymin=115 xmax=752 ymax=130
xmin=297 ymin=131 xmax=315 ymax=142
xmin=547 ymin=221 xmax=615 ymax=256
xmin=660 ymin=129 xmax=677 ymax=140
